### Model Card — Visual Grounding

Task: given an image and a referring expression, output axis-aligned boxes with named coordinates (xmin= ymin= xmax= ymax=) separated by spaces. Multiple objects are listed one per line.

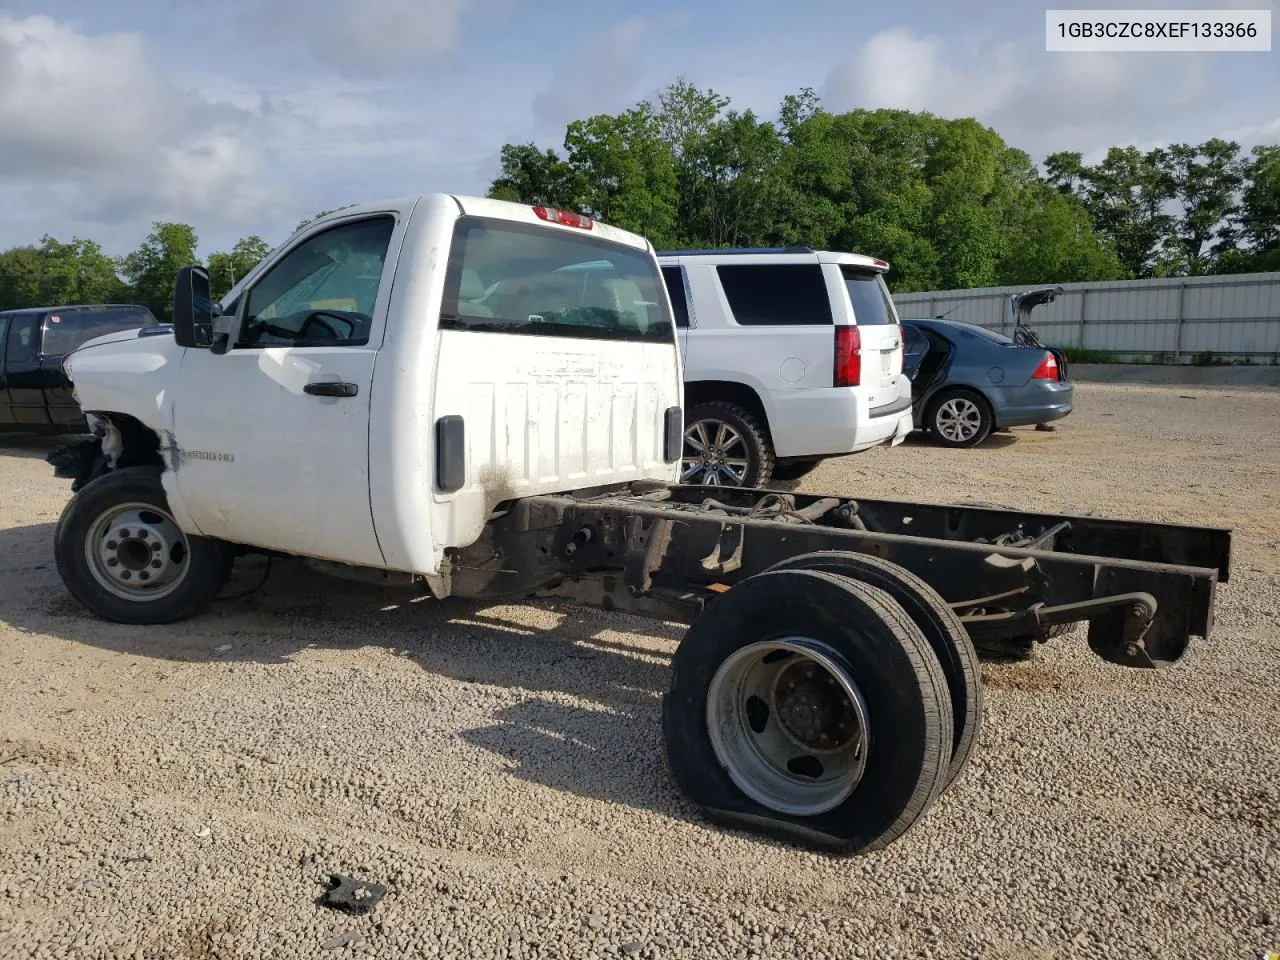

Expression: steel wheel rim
xmin=936 ymin=398 xmax=982 ymax=442
xmin=706 ymin=638 xmax=870 ymax=816
xmin=83 ymin=501 xmax=191 ymax=602
xmin=681 ymin=418 xmax=750 ymax=486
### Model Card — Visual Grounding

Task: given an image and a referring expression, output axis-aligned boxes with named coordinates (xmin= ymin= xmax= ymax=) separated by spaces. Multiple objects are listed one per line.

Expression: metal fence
xmin=891 ymin=271 xmax=1280 ymax=364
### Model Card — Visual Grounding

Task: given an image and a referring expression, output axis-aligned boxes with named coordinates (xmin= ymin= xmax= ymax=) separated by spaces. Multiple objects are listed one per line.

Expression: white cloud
xmin=530 ymin=13 xmax=692 ymax=136
xmin=823 ymin=28 xmax=1020 ymax=120
xmin=244 ymin=0 xmax=472 ymax=74
xmin=0 ymin=13 xmax=289 ymax=251
xmin=0 ymin=14 xmax=194 ymax=176
xmin=822 ymin=26 xmax=1276 ymax=163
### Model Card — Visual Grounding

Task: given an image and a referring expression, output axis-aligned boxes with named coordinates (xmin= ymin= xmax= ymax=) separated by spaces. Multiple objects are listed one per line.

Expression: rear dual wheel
xmin=663 ymin=564 xmax=967 ymax=855
xmin=763 ymin=551 xmax=982 ymax=793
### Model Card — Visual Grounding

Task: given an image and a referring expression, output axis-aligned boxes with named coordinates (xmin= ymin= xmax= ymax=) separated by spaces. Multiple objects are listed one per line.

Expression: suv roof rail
xmin=656 ymin=246 xmax=816 ymax=257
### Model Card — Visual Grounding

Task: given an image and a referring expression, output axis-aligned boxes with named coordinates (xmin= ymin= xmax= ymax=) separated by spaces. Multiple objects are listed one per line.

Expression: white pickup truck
xmin=47 ymin=194 xmax=1231 ymax=856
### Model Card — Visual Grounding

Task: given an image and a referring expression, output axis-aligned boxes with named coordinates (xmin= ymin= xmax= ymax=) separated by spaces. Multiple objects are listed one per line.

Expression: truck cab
xmin=56 ymin=194 xmax=683 ymax=610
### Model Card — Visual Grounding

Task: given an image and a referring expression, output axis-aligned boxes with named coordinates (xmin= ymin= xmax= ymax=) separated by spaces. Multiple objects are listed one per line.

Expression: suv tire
xmin=681 ymin=402 xmax=774 ymax=488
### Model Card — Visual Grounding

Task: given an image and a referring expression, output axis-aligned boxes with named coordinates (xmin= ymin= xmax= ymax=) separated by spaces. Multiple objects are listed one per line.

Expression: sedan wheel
xmin=929 ymin=391 xmax=992 ymax=448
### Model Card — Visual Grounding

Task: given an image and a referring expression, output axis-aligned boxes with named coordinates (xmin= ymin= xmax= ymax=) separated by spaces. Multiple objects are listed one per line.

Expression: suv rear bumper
xmin=769 ymin=387 xmax=913 ymax=458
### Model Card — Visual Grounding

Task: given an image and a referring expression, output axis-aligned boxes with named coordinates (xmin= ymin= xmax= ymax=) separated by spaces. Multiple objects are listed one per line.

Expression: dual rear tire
xmin=663 ymin=553 xmax=981 ymax=855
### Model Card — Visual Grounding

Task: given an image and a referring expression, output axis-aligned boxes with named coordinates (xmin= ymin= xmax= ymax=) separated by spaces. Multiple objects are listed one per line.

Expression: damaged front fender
xmin=46 ymin=413 xmax=163 ymax=492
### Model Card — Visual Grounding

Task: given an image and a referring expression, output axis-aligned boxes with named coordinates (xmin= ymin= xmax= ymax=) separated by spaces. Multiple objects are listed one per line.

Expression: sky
xmin=0 ymin=0 xmax=1276 ymax=257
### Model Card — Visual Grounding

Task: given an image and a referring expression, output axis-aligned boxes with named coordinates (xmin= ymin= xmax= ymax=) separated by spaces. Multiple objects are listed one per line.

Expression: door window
xmin=902 ymin=325 xmax=929 ymax=376
xmin=715 ymin=264 xmax=833 ymax=326
xmin=237 ymin=216 xmax=395 ymax=348
xmin=5 ymin=312 xmax=37 ymax=363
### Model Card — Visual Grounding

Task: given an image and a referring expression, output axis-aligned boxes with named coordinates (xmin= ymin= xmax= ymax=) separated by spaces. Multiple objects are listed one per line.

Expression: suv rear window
xmin=41 ymin=306 xmax=157 ymax=355
xmin=716 ymin=264 xmax=833 ymax=326
xmin=842 ymin=268 xmax=898 ymax=326
xmin=440 ymin=218 xmax=674 ymax=344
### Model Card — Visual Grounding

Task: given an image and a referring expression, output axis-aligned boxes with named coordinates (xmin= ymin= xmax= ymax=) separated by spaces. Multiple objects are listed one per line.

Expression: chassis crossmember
xmin=447 ymin=482 xmax=1231 ymax=669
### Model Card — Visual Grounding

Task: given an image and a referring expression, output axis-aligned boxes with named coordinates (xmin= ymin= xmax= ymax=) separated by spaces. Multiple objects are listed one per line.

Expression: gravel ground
xmin=1 ymin=382 xmax=1278 ymax=960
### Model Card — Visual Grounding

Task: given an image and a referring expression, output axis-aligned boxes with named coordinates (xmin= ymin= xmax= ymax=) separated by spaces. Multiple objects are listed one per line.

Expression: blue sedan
xmin=900 ymin=318 xmax=1074 ymax=448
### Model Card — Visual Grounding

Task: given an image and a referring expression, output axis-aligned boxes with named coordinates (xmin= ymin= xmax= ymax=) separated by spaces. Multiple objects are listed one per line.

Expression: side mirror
xmin=172 ymin=266 xmax=214 ymax=349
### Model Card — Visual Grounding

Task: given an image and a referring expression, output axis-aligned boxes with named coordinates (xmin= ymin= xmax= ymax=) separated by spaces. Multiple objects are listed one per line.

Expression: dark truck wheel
xmin=681 ymin=402 xmax=773 ymax=488
xmin=763 ymin=551 xmax=982 ymax=792
xmin=663 ymin=568 xmax=952 ymax=855
xmin=54 ymin=466 xmax=234 ymax=625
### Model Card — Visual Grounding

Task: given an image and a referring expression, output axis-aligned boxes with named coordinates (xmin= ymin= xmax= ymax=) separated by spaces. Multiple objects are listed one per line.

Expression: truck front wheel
xmin=54 ymin=467 xmax=233 ymax=625
xmin=663 ymin=568 xmax=952 ymax=855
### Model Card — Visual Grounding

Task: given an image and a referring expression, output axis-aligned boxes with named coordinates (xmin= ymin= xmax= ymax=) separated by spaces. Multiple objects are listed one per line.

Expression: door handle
xmin=303 ymin=381 xmax=358 ymax=398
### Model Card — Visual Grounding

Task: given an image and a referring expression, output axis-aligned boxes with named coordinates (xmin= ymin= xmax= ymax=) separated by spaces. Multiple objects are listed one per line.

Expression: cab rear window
xmin=440 ymin=217 xmax=674 ymax=344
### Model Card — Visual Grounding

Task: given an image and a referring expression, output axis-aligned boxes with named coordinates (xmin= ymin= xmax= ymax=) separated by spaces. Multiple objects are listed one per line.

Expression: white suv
xmin=658 ymin=247 xmax=913 ymax=487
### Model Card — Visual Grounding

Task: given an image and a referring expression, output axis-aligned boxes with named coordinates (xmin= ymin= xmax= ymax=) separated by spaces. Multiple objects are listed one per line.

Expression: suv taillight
xmin=835 ymin=326 xmax=862 ymax=387
xmin=1032 ymin=352 xmax=1058 ymax=380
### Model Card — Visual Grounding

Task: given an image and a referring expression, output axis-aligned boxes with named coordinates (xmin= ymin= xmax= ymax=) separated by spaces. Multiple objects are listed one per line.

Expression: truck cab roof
xmin=217 ymin=193 xmax=650 ymax=313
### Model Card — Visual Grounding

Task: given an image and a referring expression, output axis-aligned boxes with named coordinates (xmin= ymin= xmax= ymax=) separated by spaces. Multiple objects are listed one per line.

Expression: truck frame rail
xmin=447 ymin=482 xmax=1230 ymax=670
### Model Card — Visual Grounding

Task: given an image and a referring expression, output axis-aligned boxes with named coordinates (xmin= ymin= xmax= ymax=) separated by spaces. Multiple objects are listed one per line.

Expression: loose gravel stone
xmin=0 ymin=383 xmax=1278 ymax=960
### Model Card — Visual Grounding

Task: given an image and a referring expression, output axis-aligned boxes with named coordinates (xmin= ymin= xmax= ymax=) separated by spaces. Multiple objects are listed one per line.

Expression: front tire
xmin=663 ymin=568 xmax=952 ymax=855
xmin=928 ymin=389 xmax=993 ymax=448
xmin=54 ymin=467 xmax=233 ymax=624
xmin=681 ymin=402 xmax=773 ymax=488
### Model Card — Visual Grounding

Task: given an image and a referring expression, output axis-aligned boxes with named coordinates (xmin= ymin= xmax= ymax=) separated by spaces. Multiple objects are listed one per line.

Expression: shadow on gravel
xmin=900 ymin=431 xmax=1020 ymax=450
xmin=0 ymin=518 xmax=689 ymax=815
xmin=0 ymin=432 xmax=87 ymax=461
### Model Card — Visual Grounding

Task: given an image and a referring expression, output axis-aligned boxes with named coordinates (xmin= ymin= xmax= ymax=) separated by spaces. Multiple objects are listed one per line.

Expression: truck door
xmin=0 ymin=314 xmax=8 ymax=423
xmin=169 ymin=210 xmax=407 ymax=567
xmin=2 ymin=312 xmax=50 ymax=427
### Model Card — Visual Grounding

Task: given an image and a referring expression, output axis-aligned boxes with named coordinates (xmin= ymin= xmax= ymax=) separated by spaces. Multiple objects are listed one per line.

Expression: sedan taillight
xmin=1032 ymin=352 xmax=1059 ymax=380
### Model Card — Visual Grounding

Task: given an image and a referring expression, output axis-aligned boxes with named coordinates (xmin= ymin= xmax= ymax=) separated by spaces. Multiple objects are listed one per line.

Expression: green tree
xmin=996 ymin=182 xmax=1125 ymax=285
xmin=1159 ymin=139 xmax=1244 ymax=273
xmin=564 ymin=102 xmax=678 ymax=246
xmin=655 ymin=78 xmax=731 ymax=245
xmin=34 ymin=236 xmax=129 ymax=305
xmin=0 ymin=237 xmax=127 ymax=311
xmin=768 ymin=96 xmax=855 ymax=252
xmin=206 ymin=235 xmax=271 ymax=302
xmin=120 ymin=222 xmax=200 ymax=322
xmin=1045 ymin=147 xmax=1175 ymax=277
xmin=487 ymin=143 xmax=584 ymax=208
xmin=0 ymin=246 xmax=45 ymax=311
xmin=1240 ymin=144 xmax=1280 ymax=254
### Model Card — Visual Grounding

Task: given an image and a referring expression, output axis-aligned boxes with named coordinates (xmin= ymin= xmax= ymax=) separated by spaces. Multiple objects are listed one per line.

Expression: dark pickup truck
xmin=1 ymin=304 xmax=159 ymax=433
